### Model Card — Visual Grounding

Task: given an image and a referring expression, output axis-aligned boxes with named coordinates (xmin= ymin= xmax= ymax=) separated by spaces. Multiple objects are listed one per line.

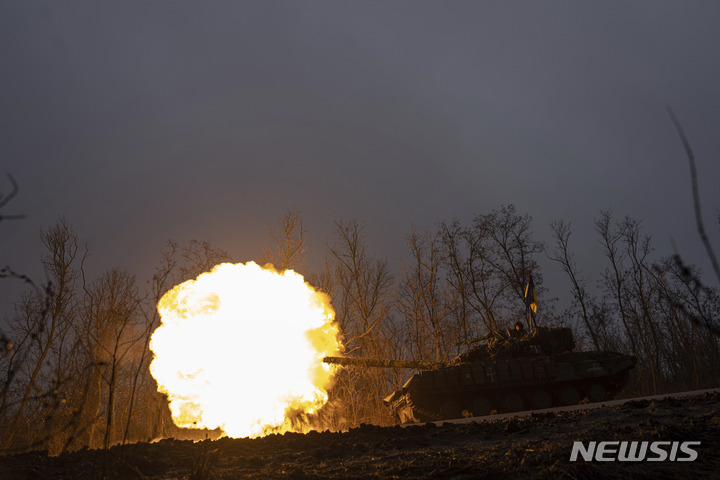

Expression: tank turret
xmin=323 ymin=326 xmax=636 ymax=423
xmin=450 ymin=326 xmax=575 ymax=363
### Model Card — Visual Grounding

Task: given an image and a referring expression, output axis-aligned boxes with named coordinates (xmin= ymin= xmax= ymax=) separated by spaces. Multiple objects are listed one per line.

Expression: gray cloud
xmin=2 ymin=2 xmax=719 ymax=313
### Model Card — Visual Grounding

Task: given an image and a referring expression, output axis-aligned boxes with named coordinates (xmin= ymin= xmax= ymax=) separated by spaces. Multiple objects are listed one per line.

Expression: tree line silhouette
xmin=3 ymin=200 xmax=717 ymax=455
xmin=2 ymin=111 xmax=719 ymax=452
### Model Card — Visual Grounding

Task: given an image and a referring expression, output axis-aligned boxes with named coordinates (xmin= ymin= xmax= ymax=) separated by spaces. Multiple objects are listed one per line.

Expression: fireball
xmin=149 ymin=261 xmax=341 ymax=438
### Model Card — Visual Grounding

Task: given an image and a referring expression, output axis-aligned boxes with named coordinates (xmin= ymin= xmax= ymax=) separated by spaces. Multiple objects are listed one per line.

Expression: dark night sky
xmin=2 ymin=2 xmax=720 ymax=319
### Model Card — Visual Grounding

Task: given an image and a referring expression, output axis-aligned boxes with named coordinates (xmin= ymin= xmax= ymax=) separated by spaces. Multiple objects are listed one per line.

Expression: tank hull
xmin=383 ymin=350 xmax=636 ymax=423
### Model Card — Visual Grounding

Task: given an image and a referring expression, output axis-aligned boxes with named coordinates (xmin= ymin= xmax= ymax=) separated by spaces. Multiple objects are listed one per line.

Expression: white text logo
xmin=569 ymin=441 xmax=700 ymax=462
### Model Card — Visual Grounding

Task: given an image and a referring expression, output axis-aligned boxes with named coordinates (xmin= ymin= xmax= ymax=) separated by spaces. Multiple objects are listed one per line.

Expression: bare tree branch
xmin=0 ymin=172 xmax=27 ymax=220
xmin=667 ymin=107 xmax=720 ymax=285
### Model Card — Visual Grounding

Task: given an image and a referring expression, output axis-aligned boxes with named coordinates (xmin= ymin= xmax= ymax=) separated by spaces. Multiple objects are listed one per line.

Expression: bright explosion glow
xmin=149 ymin=262 xmax=341 ymax=438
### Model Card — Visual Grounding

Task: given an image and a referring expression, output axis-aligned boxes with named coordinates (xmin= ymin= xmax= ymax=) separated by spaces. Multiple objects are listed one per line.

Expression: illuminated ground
xmin=1 ymin=391 xmax=718 ymax=479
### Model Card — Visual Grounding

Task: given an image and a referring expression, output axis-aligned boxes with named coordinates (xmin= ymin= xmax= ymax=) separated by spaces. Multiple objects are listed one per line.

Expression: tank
xmin=323 ymin=326 xmax=636 ymax=423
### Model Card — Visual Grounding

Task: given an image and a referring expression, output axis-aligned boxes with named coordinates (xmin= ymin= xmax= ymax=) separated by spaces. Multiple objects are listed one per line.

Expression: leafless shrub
xmin=262 ymin=207 xmax=306 ymax=271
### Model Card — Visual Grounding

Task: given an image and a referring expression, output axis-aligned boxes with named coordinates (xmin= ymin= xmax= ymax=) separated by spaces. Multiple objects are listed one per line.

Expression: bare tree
xmin=1 ymin=172 xmax=39 ymax=436
xmin=2 ymin=220 xmax=80 ymax=451
xmin=438 ymin=205 xmax=543 ymax=337
xmin=650 ymin=258 xmax=720 ymax=389
xmin=590 ymin=207 xmax=720 ymax=395
xmin=79 ymin=268 xmax=142 ymax=450
xmin=596 ymin=211 xmax=636 ymax=356
xmin=328 ymin=220 xmax=393 ymax=355
xmin=480 ymin=205 xmax=543 ymax=309
xmin=396 ymin=228 xmax=457 ymax=362
xmin=548 ymin=220 xmax=600 ymax=349
xmin=119 ymin=268 xmax=169 ymax=446
xmin=326 ymin=220 xmax=395 ymax=426
xmin=262 ymin=208 xmax=306 ymax=271
xmin=621 ymin=217 xmax=662 ymax=393
xmin=177 ymin=240 xmax=232 ymax=282
xmin=437 ymin=220 xmax=474 ymax=345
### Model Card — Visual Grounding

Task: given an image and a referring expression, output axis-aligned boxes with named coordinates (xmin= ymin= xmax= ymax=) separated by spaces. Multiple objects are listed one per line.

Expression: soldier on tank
xmin=509 ymin=321 xmax=525 ymax=338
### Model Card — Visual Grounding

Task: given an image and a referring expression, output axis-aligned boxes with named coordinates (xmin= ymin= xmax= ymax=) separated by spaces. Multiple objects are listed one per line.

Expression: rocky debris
xmin=0 ymin=392 xmax=718 ymax=479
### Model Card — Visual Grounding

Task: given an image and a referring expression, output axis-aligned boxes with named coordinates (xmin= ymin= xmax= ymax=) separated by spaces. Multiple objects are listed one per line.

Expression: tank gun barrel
xmin=323 ymin=356 xmax=445 ymax=370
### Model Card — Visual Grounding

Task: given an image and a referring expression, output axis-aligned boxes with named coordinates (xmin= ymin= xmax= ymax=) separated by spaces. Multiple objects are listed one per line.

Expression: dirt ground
xmin=1 ymin=391 xmax=718 ymax=480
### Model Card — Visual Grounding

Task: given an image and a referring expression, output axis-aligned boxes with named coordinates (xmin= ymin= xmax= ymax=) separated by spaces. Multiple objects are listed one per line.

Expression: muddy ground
xmin=1 ymin=391 xmax=718 ymax=479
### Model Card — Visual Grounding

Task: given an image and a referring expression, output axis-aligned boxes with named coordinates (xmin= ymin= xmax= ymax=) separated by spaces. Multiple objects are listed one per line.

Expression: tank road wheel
xmin=441 ymin=399 xmax=463 ymax=419
xmin=587 ymin=383 xmax=608 ymax=403
xmin=559 ymin=385 xmax=581 ymax=406
xmin=472 ymin=395 xmax=492 ymax=416
xmin=531 ymin=389 xmax=552 ymax=409
xmin=502 ymin=393 xmax=524 ymax=413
